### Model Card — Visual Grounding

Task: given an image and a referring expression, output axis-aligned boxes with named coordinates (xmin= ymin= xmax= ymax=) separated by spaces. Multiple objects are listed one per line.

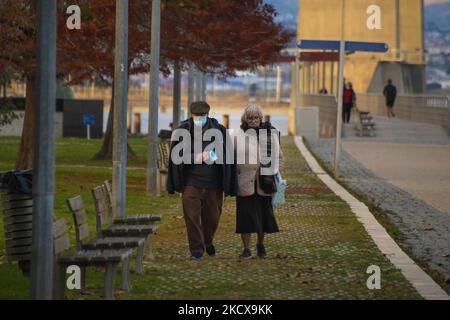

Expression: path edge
xmin=294 ymin=136 xmax=449 ymax=300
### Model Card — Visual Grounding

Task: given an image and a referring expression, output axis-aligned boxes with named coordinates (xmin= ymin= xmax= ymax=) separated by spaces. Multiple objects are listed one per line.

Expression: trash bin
xmin=0 ymin=170 xmax=33 ymax=276
xmin=0 ymin=170 xmax=33 ymax=194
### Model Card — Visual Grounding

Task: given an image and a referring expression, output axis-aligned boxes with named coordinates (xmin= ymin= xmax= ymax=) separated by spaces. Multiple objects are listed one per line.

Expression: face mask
xmin=193 ymin=116 xmax=207 ymax=127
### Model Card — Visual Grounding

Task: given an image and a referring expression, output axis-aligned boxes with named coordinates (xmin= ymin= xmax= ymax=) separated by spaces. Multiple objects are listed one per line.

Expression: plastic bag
xmin=272 ymin=172 xmax=286 ymax=207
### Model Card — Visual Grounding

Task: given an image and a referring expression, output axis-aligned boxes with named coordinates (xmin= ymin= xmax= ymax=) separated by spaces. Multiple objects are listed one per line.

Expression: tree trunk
xmin=92 ymin=84 xmax=136 ymax=160
xmin=15 ymin=77 xmax=36 ymax=170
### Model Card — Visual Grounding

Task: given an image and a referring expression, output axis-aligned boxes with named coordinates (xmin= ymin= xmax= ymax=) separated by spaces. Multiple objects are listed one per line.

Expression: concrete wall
xmin=299 ymin=94 xmax=338 ymax=138
xmin=291 ymin=93 xmax=450 ymax=138
xmin=358 ymin=94 xmax=450 ymax=134
xmin=0 ymin=112 xmax=64 ymax=137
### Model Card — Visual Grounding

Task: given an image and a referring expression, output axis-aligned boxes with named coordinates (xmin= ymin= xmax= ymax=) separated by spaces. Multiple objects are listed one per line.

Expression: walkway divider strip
xmin=294 ymin=136 xmax=449 ymax=300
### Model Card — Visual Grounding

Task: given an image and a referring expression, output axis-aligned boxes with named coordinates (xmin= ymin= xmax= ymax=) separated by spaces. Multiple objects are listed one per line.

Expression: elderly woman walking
xmin=233 ymin=105 xmax=284 ymax=260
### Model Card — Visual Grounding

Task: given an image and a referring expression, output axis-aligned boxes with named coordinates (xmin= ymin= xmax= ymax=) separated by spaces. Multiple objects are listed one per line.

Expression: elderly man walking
xmin=167 ymin=101 xmax=236 ymax=260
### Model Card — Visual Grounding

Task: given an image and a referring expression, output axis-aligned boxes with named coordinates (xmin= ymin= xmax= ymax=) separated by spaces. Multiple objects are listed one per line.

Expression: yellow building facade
xmin=296 ymin=0 xmax=426 ymax=94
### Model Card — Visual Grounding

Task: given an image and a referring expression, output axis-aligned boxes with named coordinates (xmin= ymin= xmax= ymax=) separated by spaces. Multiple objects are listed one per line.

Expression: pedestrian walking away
xmin=383 ymin=79 xmax=397 ymax=118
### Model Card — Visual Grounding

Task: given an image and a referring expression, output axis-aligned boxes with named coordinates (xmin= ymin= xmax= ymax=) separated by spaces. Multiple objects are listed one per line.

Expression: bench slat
xmin=53 ymin=218 xmax=67 ymax=238
xmin=113 ymin=214 xmax=162 ymax=224
xmin=5 ymin=230 xmax=33 ymax=240
xmin=4 ymin=214 xmax=32 ymax=225
xmin=3 ymin=194 xmax=33 ymax=201
xmin=78 ymin=223 xmax=90 ymax=241
xmin=6 ymin=253 xmax=31 ymax=262
xmin=58 ymin=249 xmax=130 ymax=264
xmin=2 ymin=199 xmax=33 ymax=210
xmin=4 ymin=222 xmax=33 ymax=232
xmin=67 ymin=196 xmax=85 ymax=212
xmin=5 ymin=238 xmax=33 ymax=247
xmin=54 ymin=233 xmax=71 ymax=255
xmin=84 ymin=236 xmax=145 ymax=249
xmin=73 ymin=209 xmax=88 ymax=226
xmin=6 ymin=245 xmax=32 ymax=255
xmin=3 ymin=207 xmax=33 ymax=217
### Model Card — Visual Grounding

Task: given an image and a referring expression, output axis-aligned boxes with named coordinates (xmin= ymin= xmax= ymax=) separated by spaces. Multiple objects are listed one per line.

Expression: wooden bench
xmin=1 ymin=192 xmax=33 ymax=276
xmin=354 ymin=109 xmax=376 ymax=137
xmin=91 ymin=186 xmax=157 ymax=259
xmin=103 ymin=180 xmax=161 ymax=225
xmin=66 ymin=195 xmax=147 ymax=275
xmin=53 ymin=218 xmax=133 ymax=300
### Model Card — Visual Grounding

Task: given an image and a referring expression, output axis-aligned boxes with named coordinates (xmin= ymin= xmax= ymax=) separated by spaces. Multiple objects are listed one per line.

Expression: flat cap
xmin=190 ymin=101 xmax=210 ymax=115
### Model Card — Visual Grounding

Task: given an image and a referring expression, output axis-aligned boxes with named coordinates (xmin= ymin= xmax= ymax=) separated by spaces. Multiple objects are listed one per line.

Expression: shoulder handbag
xmin=259 ymin=170 xmax=277 ymax=194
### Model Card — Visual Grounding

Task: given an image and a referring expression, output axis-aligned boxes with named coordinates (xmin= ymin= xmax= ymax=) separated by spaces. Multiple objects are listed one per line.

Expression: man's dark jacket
xmin=167 ymin=118 xmax=237 ymax=196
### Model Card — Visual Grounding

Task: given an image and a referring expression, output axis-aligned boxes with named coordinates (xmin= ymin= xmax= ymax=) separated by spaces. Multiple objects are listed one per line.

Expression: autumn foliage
xmin=0 ymin=0 xmax=293 ymax=166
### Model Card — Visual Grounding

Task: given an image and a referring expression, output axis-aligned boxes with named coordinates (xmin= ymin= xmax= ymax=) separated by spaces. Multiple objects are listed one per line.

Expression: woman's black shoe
xmin=239 ymin=248 xmax=252 ymax=260
xmin=256 ymin=244 xmax=267 ymax=258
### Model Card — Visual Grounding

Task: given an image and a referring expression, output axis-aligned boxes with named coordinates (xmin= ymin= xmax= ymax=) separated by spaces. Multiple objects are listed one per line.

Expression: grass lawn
xmin=0 ymin=136 xmax=422 ymax=299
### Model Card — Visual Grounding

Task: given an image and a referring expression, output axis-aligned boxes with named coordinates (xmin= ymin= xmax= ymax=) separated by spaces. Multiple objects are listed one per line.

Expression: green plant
xmin=0 ymin=98 xmax=21 ymax=130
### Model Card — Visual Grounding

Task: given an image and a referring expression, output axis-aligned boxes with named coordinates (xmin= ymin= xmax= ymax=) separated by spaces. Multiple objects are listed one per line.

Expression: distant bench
xmin=354 ymin=109 xmax=376 ymax=137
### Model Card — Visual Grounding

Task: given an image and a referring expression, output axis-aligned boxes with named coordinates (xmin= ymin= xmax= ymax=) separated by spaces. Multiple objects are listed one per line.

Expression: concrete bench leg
xmin=53 ymin=263 xmax=66 ymax=300
xmin=136 ymin=243 xmax=145 ymax=274
xmin=80 ymin=266 xmax=86 ymax=292
xmin=104 ymin=262 xmax=118 ymax=300
xmin=121 ymin=257 xmax=132 ymax=292
xmin=144 ymin=235 xmax=154 ymax=261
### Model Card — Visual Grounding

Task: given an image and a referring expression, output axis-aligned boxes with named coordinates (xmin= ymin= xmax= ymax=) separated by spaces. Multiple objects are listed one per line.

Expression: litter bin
xmin=0 ymin=170 xmax=33 ymax=276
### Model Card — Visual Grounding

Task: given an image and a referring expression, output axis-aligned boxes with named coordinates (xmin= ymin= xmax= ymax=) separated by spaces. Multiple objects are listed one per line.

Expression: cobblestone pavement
xmin=119 ymin=138 xmax=421 ymax=300
xmin=307 ymin=135 xmax=450 ymax=284
xmin=0 ymin=137 xmax=423 ymax=299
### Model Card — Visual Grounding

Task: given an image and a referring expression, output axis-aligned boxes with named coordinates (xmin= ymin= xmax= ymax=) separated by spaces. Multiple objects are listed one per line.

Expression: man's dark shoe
xmin=239 ymin=248 xmax=252 ymax=260
xmin=188 ymin=251 xmax=203 ymax=261
xmin=256 ymin=244 xmax=267 ymax=258
xmin=206 ymin=245 xmax=216 ymax=257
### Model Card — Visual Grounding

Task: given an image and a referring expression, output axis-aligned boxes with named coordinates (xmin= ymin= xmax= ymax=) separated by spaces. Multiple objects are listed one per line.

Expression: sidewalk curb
xmin=294 ymin=136 xmax=449 ymax=300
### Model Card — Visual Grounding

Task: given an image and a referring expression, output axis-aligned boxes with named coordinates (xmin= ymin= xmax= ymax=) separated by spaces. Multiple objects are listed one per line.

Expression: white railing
xmin=425 ymin=95 xmax=450 ymax=109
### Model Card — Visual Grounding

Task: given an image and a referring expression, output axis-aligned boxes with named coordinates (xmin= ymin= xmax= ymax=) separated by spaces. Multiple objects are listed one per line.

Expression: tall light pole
xmin=395 ymin=0 xmax=401 ymax=59
xmin=334 ymin=0 xmax=346 ymax=178
xmin=295 ymin=51 xmax=300 ymax=107
xmin=147 ymin=0 xmax=161 ymax=195
xmin=31 ymin=0 xmax=56 ymax=300
xmin=112 ymin=0 xmax=129 ymax=217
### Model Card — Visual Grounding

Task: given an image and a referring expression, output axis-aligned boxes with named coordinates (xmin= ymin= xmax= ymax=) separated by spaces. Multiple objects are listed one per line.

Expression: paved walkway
xmin=307 ymin=115 xmax=450 ymax=285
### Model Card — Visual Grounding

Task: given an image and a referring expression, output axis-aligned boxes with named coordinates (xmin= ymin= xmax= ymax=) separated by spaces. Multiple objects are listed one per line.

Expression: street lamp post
xmin=334 ymin=0 xmax=346 ymax=178
xmin=31 ymin=0 xmax=57 ymax=300
xmin=112 ymin=0 xmax=129 ymax=218
xmin=147 ymin=0 xmax=161 ymax=195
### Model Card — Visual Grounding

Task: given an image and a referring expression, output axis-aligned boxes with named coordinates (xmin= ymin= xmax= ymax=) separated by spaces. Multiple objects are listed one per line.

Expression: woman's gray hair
xmin=241 ymin=104 xmax=263 ymax=125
